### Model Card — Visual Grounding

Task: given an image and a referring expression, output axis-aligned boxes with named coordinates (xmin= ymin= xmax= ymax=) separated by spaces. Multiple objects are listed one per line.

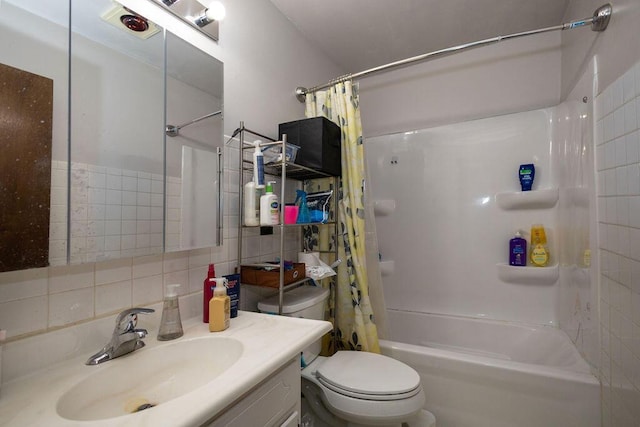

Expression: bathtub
xmin=379 ymin=310 xmax=601 ymax=427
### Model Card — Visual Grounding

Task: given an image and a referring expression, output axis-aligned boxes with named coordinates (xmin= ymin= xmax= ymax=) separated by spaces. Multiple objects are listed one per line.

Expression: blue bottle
xmin=509 ymin=231 xmax=527 ymax=266
xmin=295 ymin=189 xmax=311 ymax=224
xmin=519 ymin=164 xmax=535 ymax=191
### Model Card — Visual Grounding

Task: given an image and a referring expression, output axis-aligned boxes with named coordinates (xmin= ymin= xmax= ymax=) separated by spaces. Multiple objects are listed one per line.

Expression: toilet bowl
xmin=258 ymin=285 xmax=435 ymax=427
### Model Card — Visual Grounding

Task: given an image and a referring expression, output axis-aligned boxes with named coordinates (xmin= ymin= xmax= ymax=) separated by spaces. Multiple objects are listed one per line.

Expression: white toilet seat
xmin=302 ymin=352 xmax=426 ymax=426
xmin=315 ymin=351 xmax=423 ymax=401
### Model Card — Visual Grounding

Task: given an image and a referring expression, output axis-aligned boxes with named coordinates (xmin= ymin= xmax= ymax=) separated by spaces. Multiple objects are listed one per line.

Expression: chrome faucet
xmin=86 ymin=307 xmax=155 ymax=365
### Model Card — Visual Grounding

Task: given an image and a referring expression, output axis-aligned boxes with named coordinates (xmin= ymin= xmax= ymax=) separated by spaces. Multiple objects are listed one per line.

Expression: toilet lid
xmin=315 ymin=351 xmax=421 ymax=400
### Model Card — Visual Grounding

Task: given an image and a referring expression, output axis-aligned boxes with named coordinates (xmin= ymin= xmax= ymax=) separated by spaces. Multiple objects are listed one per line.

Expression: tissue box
xmin=240 ymin=263 xmax=306 ymax=288
xmin=262 ymin=143 xmax=300 ymax=164
xmin=278 ymin=117 xmax=341 ymax=178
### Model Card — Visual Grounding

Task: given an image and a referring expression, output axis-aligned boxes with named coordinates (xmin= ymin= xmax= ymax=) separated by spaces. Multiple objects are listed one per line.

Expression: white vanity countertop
xmin=0 ymin=311 xmax=332 ymax=426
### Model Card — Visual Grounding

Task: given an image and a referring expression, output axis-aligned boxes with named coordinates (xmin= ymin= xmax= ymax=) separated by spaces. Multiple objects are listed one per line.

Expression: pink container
xmin=283 ymin=205 xmax=299 ymax=224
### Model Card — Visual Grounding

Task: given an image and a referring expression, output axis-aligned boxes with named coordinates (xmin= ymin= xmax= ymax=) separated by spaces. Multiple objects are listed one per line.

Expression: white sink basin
xmin=56 ymin=337 xmax=243 ymax=421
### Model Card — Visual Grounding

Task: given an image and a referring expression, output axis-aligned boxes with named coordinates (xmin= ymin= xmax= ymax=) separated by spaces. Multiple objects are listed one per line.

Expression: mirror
xmin=69 ymin=0 xmax=166 ymax=263
xmin=0 ymin=0 xmax=70 ymax=271
xmin=165 ymin=32 xmax=223 ymax=251
xmin=0 ymin=0 xmax=224 ymax=271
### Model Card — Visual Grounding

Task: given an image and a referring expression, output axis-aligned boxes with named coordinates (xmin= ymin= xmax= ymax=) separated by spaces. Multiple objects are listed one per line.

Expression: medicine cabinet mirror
xmin=0 ymin=0 xmax=223 ymax=272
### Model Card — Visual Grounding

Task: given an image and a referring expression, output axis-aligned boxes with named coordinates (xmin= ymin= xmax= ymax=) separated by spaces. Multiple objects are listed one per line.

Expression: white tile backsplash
xmin=48 ymin=287 xmax=94 ymax=327
xmin=95 ymin=280 xmax=132 ymax=316
xmin=132 ymin=274 xmax=164 ymax=306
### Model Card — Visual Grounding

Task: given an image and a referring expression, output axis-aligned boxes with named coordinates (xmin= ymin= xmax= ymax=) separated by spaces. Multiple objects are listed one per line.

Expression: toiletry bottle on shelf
xmin=243 ymin=178 xmax=261 ymax=226
xmin=509 ymin=231 xmax=527 ymax=266
xmin=253 ymin=140 xmax=265 ymax=189
xmin=209 ymin=278 xmax=230 ymax=332
xmin=158 ymin=284 xmax=184 ymax=340
xmin=260 ymin=181 xmax=279 ymax=225
xmin=223 ymin=273 xmax=240 ymax=318
xmin=203 ymin=264 xmax=216 ymax=323
xmin=519 ymin=164 xmax=535 ymax=191
xmin=295 ymin=189 xmax=310 ymax=224
xmin=529 ymin=224 xmax=550 ymax=267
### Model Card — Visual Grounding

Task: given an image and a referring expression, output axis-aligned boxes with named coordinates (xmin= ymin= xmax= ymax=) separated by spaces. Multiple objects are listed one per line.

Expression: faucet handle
xmin=115 ymin=307 xmax=155 ymax=334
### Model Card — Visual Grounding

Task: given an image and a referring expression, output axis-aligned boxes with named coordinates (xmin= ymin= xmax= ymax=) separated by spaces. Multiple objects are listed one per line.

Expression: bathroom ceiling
xmin=270 ymin=0 xmax=571 ymax=73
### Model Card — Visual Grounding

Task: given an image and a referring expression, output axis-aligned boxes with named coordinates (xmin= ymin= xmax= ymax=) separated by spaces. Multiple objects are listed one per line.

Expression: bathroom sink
xmin=56 ymin=337 xmax=243 ymax=421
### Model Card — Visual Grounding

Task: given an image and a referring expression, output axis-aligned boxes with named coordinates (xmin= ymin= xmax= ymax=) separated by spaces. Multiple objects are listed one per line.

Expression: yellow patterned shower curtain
xmin=305 ymin=81 xmax=380 ymax=353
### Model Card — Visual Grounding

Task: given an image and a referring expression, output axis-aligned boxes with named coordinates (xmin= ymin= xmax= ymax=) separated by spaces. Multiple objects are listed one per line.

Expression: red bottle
xmin=203 ymin=264 xmax=216 ymax=322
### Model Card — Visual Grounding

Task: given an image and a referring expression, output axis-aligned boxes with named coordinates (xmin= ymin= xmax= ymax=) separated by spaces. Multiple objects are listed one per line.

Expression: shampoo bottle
xmin=253 ymin=141 xmax=265 ymax=189
xmin=158 ymin=284 xmax=184 ymax=340
xmin=243 ymin=179 xmax=261 ymax=226
xmin=530 ymin=224 xmax=550 ymax=267
xmin=509 ymin=231 xmax=527 ymax=266
xmin=203 ymin=264 xmax=216 ymax=323
xmin=519 ymin=164 xmax=535 ymax=191
xmin=209 ymin=278 xmax=230 ymax=332
xmin=260 ymin=181 xmax=279 ymax=225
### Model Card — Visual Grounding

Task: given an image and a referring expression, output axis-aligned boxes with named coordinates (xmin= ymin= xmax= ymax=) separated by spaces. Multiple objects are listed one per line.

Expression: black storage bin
xmin=278 ymin=117 xmax=341 ymax=179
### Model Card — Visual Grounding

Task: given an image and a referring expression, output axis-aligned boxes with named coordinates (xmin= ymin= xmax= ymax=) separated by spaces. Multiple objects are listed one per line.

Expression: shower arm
xmin=166 ymin=110 xmax=222 ymax=137
xmin=295 ymin=3 xmax=612 ymax=102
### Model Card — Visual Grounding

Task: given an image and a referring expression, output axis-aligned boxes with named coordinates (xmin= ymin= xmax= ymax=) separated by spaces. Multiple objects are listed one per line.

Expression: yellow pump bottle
xmin=209 ymin=278 xmax=230 ymax=332
xmin=529 ymin=224 xmax=550 ymax=267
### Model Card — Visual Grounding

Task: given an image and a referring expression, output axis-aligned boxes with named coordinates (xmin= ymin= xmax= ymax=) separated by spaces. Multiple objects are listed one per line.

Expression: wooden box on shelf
xmin=240 ymin=263 xmax=306 ymax=288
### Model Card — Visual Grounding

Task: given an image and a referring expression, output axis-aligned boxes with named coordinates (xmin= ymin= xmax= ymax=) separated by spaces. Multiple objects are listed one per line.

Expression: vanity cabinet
xmin=205 ymin=358 xmax=300 ymax=427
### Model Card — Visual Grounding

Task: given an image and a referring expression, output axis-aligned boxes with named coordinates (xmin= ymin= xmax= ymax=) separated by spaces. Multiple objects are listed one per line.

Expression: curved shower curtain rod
xmin=295 ymin=3 xmax=612 ymax=103
xmin=166 ymin=110 xmax=222 ymax=137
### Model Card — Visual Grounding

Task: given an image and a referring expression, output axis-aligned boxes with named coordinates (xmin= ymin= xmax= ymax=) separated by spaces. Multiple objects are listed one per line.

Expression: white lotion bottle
xmin=243 ymin=179 xmax=260 ymax=226
xmin=260 ymin=181 xmax=279 ymax=225
xmin=253 ymin=140 xmax=265 ymax=189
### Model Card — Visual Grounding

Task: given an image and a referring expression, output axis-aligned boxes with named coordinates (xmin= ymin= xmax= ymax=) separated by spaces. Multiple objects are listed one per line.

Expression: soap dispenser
xmin=209 ymin=278 xmax=230 ymax=332
xmin=158 ymin=284 xmax=184 ymax=341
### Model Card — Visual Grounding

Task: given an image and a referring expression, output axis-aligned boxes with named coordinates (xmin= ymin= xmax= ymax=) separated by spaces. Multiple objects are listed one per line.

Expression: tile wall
xmin=0 ymin=138 xmax=301 ymax=345
xmin=594 ymin=60 xmax=640 ymax=426
xmin=49 ymin=162 xmax=176 ymax=265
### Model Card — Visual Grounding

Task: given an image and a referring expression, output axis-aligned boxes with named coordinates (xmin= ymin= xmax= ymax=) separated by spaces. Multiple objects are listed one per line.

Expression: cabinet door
xmin=206 ymin=358 xmax=300 ymax=427
xmin=279 ymin=411 xmax=299 ymax=427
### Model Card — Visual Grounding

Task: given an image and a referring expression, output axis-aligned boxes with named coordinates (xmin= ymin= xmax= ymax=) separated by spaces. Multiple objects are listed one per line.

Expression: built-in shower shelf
xmin=495 ymin=188 xmax=559 ymax=210
xmin=496 ymin=263 xmax=559 ymax=285
xmin=373 ymin=199 xmax=396 ymax=216
xmin=379 ymin=260 xmax=395 ymax=276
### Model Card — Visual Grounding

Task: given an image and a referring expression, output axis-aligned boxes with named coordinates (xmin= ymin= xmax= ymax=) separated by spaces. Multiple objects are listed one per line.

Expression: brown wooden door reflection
xmin=0 ymin=63 xmax=54 ymax=272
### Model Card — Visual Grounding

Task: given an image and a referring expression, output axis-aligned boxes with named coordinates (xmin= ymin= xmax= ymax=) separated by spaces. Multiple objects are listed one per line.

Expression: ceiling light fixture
xmin=161 ymin=0 xmax=181 ymax=6
xmin=193 ymin=1 xmax=225 ymax=27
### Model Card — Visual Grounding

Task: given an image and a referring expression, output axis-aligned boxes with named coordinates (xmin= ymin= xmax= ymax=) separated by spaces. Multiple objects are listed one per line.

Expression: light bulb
xmin=205 ymin=1 xmax=225 ymax=21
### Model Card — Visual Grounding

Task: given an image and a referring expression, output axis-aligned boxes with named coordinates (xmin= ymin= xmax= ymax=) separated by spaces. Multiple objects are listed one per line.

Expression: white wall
xmin=359 ymin=31 xmax=562 ymax=138
xmin=367 ymin=108 xmax=562 ymax=326
xmin=561 ymin=0 xmax=640 ymax=100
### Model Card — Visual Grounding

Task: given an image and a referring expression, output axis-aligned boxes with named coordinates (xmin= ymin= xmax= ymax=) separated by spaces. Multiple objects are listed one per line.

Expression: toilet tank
xmin=258 ymin=285 xmax=330 ymax=365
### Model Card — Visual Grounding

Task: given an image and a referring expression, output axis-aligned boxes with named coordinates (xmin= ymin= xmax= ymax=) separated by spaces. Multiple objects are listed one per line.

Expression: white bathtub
xmin=379 ymin=310 xmax=601 ymax=427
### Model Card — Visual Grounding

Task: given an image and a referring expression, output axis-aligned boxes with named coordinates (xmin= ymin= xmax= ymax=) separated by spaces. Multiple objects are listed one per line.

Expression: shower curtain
xmin=305 ymin=81 xmax=381 ymax=353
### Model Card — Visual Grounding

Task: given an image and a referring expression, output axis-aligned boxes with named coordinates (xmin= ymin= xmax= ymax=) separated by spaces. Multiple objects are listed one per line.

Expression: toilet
xmin=258 ymin=285 xmax=436 ymax=427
